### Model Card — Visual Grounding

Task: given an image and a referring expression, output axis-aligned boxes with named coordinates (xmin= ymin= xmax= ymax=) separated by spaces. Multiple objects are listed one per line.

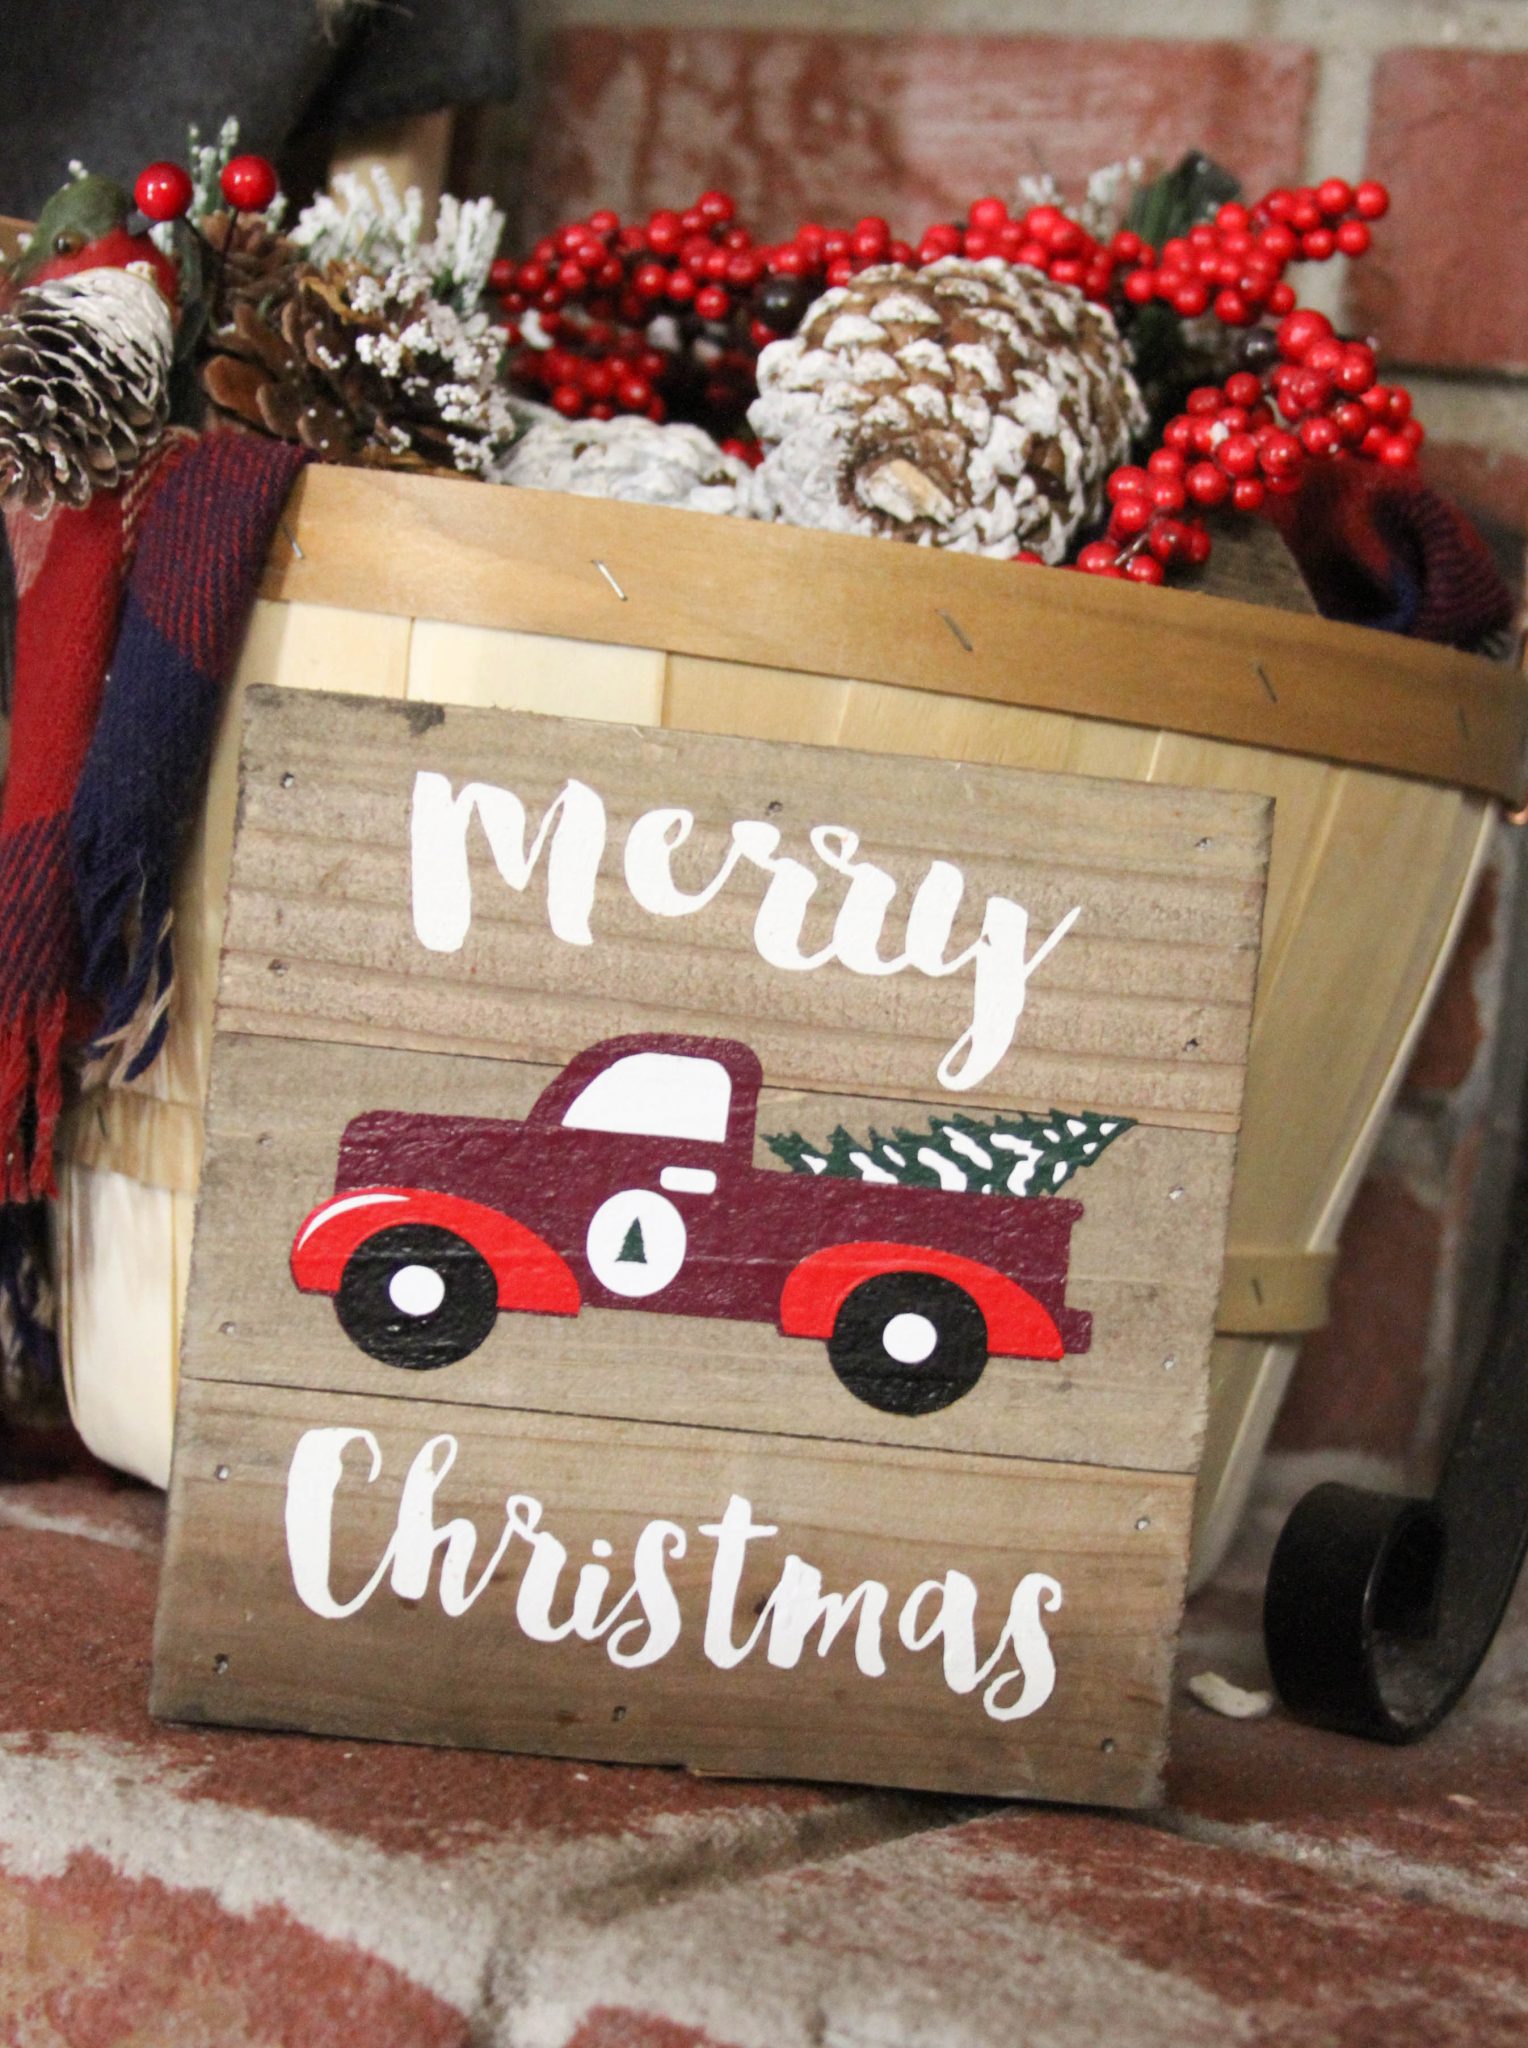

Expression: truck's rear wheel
xmin=335 ymin=1223 xmax=498 ymax=1369
xmin=827 ymin=1272 xmax=988 ymax=1415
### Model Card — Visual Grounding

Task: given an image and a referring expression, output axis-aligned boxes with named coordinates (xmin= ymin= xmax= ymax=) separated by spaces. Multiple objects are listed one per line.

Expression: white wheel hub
xmin=883 ymin=1311 xmax=939 ymax=1365
xmin=388 ymin=1264 xmax=447 ymax=1318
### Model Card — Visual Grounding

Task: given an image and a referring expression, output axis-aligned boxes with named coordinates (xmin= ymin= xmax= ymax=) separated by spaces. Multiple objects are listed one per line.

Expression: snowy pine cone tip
xmin=748 ymin=257 xmax=1145 ymax=563
xmin=0 ymin=270 xmax=173 ymax=514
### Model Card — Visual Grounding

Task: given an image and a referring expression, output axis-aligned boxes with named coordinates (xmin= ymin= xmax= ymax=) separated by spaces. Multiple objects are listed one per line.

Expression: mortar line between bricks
xmin=1138 ymin=1807 xmax=1528 ymax=1927
xmin=523 ymin=0 xmax=1528 ymax=53
xmin=0 ymin=1501 xmax=159 ymax=1553
xmin=556 ymin=1790 xmax=991 ymax=1929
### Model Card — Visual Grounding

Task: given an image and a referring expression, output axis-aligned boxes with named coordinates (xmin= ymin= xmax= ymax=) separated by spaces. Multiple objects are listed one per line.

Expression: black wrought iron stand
xmin=1265 ymin=1187 xmax=1528 ymax=1740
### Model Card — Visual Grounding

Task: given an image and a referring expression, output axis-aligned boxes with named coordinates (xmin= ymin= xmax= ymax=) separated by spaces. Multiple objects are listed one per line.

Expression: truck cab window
xmin=560 ymin=1052 xmax=732 ymax=1142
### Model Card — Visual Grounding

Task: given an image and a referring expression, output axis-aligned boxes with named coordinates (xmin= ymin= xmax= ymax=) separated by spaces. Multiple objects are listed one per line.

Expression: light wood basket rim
xmin=262 ymin=462 xmax=1527 ymax=806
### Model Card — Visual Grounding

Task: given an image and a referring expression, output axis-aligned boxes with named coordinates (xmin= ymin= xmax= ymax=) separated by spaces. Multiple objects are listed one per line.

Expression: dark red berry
xmin=1217 ymin=432 xmax=1260 ymax=477
xmin=1076 ymin=539 xmax=1122 ymax=575
xmin=1107 ymin=466 xmax=1152 ymax=501
xmin=1276 ymin=308 xmax=1334 ymax=360
xmin=1124 ymin=552 xmax=1165 ymax=584
xmin=1298 ymin=414 xmax=1341 ymax=457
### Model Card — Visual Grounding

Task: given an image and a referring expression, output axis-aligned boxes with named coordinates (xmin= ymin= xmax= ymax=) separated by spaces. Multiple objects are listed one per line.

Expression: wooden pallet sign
xmin=152 ymin=683 xmax=1270 ymax=1806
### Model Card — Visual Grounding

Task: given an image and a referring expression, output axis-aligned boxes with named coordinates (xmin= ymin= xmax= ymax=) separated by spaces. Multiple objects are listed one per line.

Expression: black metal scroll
xmin=1264 ymin=1200 xmax=1528 ymax=1742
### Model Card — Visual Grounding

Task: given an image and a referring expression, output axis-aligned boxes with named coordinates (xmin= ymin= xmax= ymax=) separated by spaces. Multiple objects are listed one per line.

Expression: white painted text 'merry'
xmin=409 ymin=772 xmax=1080 ymax=1092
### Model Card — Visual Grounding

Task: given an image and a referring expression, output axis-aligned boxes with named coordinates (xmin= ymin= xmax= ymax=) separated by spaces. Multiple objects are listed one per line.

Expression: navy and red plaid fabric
xmin=72 ymin=432 xmax=307 ymax=1081
xmin=1266 ymin=460 xmax=1517 ymax=650
xmin=0 ymin=431 xmax=303 ymax=1202
xmin=0 ymin=455 xmax=167 ymax=1203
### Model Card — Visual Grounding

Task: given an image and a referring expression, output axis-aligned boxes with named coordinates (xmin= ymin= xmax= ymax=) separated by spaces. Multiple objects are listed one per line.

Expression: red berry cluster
xmin=913 ymin=196 xmax=1148 ymax=305
xmin=1119 ymin=179 xmax=1388 ymax=327
xmin=1081 ymin=290 xmax=1420 ymax=582
xmin=492 ymin=192 xmax=773 ymax=429
xmin=490 ymin=191 xmax=1148 ymax=430
xmin=1262 ymin=306 xmax=1420 ymax=468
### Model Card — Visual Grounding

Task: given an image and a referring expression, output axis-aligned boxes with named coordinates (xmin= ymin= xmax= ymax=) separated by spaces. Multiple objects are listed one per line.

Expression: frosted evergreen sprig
xmin=187 ymin=117 xmax=244 ymax=219
xmin=427 ymin=193 xmax=507 ymax=312
xmin=1011 ymin=159 xmax=1144 ymax=244
xmin=292 ymin=171 xmax=504 ymax=313
xmin=765 ymin=1107 xmax=1133 ymax=1196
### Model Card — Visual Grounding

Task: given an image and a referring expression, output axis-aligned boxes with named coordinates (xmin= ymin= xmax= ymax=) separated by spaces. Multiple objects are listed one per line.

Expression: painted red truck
xmin=291 ymin=1034 xmax=1093 ymax=1416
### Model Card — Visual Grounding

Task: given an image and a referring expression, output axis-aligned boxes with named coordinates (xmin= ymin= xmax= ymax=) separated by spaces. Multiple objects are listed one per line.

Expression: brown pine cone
xmin=0 ymin=269 xmax=172 ymax=513
xmin=200 ymin=209 xmax=305 ymax=322
xmin=200 ymin=262 xmax=518 ymax=475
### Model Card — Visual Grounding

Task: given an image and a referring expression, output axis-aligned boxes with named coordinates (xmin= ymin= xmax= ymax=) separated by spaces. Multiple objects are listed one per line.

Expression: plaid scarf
xmin=1267 ymin=461 xmax=1516 ymax=652
xmin=0 ymin=446 xmax=177 ymax=1202
xmin=71 ymin=432 xmax=307 ymax=1079
xmin=0 ymin=430 xmax=303 ymax=1409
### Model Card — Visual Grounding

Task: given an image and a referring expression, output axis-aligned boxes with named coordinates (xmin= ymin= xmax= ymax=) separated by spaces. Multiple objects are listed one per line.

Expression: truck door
xmin=558 ymin=1049 xmax=733 ymax=1301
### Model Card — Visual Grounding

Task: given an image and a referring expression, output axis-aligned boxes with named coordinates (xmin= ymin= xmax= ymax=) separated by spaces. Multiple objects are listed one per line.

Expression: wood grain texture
xmin=61 ymin=468 xmax=1491 ymax=1624
xmin=153 ymin=1376 xmax=1191 ymax=1806
xmin=260 ymin=465 xmax=1528 ymax=803
xmin=152 ymin=683 xmax=1263 ymax=1801
xmin=184 ymin=1033 xmax=1223 ymax=1476
xmin=217 ymin=686 xmax=1270 ymax=1129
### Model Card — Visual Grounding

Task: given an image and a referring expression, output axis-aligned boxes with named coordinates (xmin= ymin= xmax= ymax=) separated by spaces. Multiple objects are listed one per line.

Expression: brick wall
xmin=464 ymin=1 xmax=1528 ymax=1503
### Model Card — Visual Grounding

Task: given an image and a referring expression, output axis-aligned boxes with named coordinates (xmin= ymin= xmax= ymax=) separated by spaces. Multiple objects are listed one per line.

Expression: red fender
xmin=291 ymin=1187 xmax=580 ymax=1316
xmin=779 ymin=1241 xmax=1064 ymax=1361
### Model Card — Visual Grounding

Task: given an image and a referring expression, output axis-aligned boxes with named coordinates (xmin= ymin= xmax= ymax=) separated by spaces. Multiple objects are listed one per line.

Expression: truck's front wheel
xmin=335 ymin=1223 xmax=498 ymax=1369
xmin=827 ymin=1273 xmax=988 ymax=1415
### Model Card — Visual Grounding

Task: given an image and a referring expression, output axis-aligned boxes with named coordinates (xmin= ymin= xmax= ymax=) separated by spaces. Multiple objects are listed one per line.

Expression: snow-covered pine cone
xmin=494 ymin=415 xmax=757 ymax=517
xmin=0 ymin=269 xmax=173 ymax=514
xmin=749 ymin=257 xmax=1146 ymax=561
xmin=202 ymin=261 xmax=519 ymax=477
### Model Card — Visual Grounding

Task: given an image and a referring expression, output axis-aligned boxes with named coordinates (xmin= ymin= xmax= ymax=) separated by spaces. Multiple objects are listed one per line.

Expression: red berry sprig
xmin=134 ymin=160 xmax=194 ymax=224
xmin=1117 ymin=178 xmax=1389 ymax=326
xmin=914 ymin=195 xmax=1145 ymax=305
xmin=1078 ymin=176 xmax=1419 ymax=585
xmin=494 ymin=191 xmax=763 ymax=426
xmin=220 ymin=154 xmax=280 ymax=214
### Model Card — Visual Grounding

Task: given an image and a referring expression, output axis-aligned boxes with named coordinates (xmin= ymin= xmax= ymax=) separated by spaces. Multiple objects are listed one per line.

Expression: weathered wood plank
xmin=183 ymin=1034 xmax=1223 ymax=1475
xmin=153 ymin=1376 xmax=1192 ymax=1806
xmin=215 ymin=687 xmax=1270 ymax=1128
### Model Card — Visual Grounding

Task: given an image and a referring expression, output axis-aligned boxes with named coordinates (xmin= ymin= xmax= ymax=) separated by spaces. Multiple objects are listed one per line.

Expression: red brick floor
xmin=0 ymin=1463 xmax=1524 ymax=2046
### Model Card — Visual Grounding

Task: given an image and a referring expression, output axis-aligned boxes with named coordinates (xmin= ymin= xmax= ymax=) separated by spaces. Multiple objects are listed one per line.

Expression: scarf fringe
xmin=0 ymin=989 xmax=67 ymax=1202
xmin=74 ymin=841 xmax=175 ymax=1072
xmin=80 ymin=909 xmax=176 ymax=1088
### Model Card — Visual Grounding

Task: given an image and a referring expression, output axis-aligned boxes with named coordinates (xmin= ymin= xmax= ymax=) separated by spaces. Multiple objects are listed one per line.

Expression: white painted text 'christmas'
xmin=285 ymin=1429 xmax=1063 ymax=1721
